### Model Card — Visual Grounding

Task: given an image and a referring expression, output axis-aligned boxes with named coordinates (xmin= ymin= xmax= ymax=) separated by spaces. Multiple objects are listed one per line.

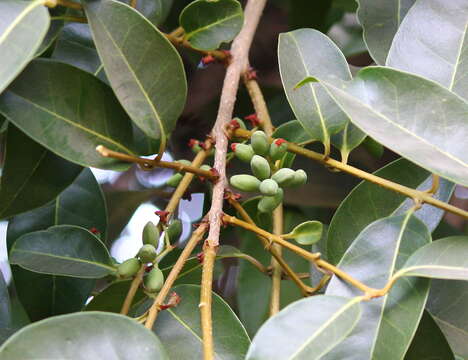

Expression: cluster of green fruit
xmin=116 ymin=219 xmax=182 ymax=293
xmin=230 ymin=130 xmax=307 ymax=212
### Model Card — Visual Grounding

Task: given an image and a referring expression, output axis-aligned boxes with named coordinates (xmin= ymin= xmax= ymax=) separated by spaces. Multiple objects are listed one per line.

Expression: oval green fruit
xmin=258 ymin=188 xmax=283 ymax=213
xmin=176 ymin=159 xmax=192 ymax=167
xmin=117 ymin=258 xmax=141 ymax=278
xmin=251 ymin=155 xmax=271 ymax=180
xmin=251 ymin=130 xmax=269 ymax=155
xmin=142 ymin=221 xmax=160 ymax=247
xmin=259 ymin=179 xmax=279 ymax=196
xmin=271 ymin=168 xmax=295 ymax=187
xmin=231 ymin=143 xmax=254 ymax=163
xmin=200 ymin=164 xmax=212 ymax=172
xmin=291 ymin=169 xmax=307 ymax=187
xmin=144 ymin=267 xmax=164 ymax=293
xmin=138 ymin=244 xmax=157 ymax=263
xmin=269 ymin=139 xmax=288 ymax=161
xmin=166 ymin=219 xmax=182 ymax=241
xmin=230 ymin=174 xmax=261 ymax=192
xmin=166 ymin=173 xmax=183 ymax=187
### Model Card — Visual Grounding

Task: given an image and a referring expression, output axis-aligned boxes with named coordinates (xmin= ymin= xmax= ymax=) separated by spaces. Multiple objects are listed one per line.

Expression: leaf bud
xmin=251 ymin=155 xmax=271 ymax=180
xmin=142 ymin=221 xmax=160 ymax=247
xmin=230 ymin=174 xmax=261 ymax=192
xmin=259 ymin=179 xmax=279 ymax=196
xmin=251 ymin=130 xmax=269 ymax=155
xmin=117 ymin=258 xmax=141 ymax=278
xmin=231 ymin=143 xmax=254 ymax=163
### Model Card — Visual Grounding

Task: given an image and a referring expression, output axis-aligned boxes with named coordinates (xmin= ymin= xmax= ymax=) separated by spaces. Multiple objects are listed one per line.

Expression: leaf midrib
xmin=185 ymin=11 xmax=241 ymax=39
xmin=0 ymin=0 xmax=43 ymax=46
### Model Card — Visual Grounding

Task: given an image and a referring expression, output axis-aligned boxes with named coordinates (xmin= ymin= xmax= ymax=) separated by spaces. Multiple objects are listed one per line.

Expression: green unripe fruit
xmin=176 ymin=159 xmax=192 ymax=167
xmin=144 ymin=267 xmax=164 ymax=293
xmin=271 ymin=168 xmax=296 ymax=187
xmin=200 ymin=164 xmax=212 ymax=172
xmin=142 ymin=221 xmax=160 ymax=247
xmin=166 ymin=173 xmax=183 ymax=187
xmin=117 ymin=258 xmax=141 ymax=278
xmin=251 ymin=130 xmax=269 ymax=155
xmin=232 ymin=117 xmax=247 ymax=129
xmin=291 ymin=169 xmax=307 ymax=187
xmin=166 ymin=219 xmax=182 ymax=241
xmin=269 ymin=139 xmax=288 ymax=161
xmin=231 ymin=143 xmax=254 ymax=163
xmin=230 ymin=174 xmax=261 ymax=192
xmin=138 ymin=244 xmax=157 ymax=263
xmin=259 ymin=179 xmax=279 ymax=196
xmin=258 ymin=188 xmax=283 ymax=213
xmin=251 ymin=155 xmax=271 ymax=180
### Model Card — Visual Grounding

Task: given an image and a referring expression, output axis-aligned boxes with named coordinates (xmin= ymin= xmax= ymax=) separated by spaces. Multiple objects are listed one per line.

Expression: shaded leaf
xmin=328 ymin=157 xmax=454 ymax=265
xmin=0 ymin=126 xmax=82 ymax=219
xmin=85 ymin=0 xmax=187 ymax=144
xmin=154 ymin=284 xmax=250 ymax=359
xmin=0 ymin=0 xmax=50 ymax=93
xmin=10 ymin=225 xmax=115 ymax=278
xmin=405 ymin=311 xmax=455 ymax=360
xmin=398 ymin=236 xmax=468 ymax=280
xmin=387 ymin=0 xmax=468 ymax=100
xmin=0 ymin=312 xmax=168 ymax=359
xmin=356 ymin=0 xmax=416 ymax=64
xmin=427 ymin=280 xmax=468 ymax=359
xmin=0 ymin=270 xmax=12 ymax=344
xmin=0 ymin=59 xmax=137 ymax=170
xmin=121 ymin=0 xmax=173 ymax=26
xmin=316 ymin=66 xmax=468 ymax=186
xmin=283 ymin=220 xmax=323 ymax=245
xmin=323 ymin=214 xmax=431 ymax=359
xmin=180 ymin=0 xmax=243 ymax=51
xmin=246 ymin=295 xmax=362 ymax=360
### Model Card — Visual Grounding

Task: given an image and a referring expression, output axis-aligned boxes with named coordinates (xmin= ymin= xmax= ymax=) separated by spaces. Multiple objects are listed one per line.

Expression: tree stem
xmin=269 ymin=205 xmax=283 ymax=316
xmin=120 ymin=264 xmax=146 ymax=315
xmin=200 ymin=244 xmax=217 ymax=360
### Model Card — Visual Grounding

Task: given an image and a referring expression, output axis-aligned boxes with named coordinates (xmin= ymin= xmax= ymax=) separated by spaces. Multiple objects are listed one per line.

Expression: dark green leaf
xmin=180 ymin=0 xmax=243 ymax=51
xmin=0 ymin=270 xmax=12 ymax=341
xmin=427 ymin=280 xmax=468 ymax=359
xmin=316 ymin=67 xmax=468 ymax=186
xmin=0 ymin=312 xmax=169 ymax=359
xmin=405 ymin=311 xmax=455 ymax=360
xmin=84 ymin=0 xmax=187 ymax=144
xmin=0 ymin=59 xmax=137 ymax=170
xmin=356 ymin=0 xmax=416 ymax=64
xmin=36 ymin=7 xmax=66 ymax=56
xmin=0 ymin=0 xmax=50 ymax=93
xmin=0 ymin=126 xmax=82 ymax=219
xmin=328 ymin=158 xmax=454 ymax=265
xmin=398 ymin=236 xmax=468 ymax=280
xmin=324 ymin=214 xmax=431 ymax=359
xmin=246 ymin=295 xmax=362 ymax=360
xmin=154 ymin=284 xmax=250 ymax=359
xmin=121 ymin=0 xmax=173 ymax=26
xmin=10 ymin=225 xmax=115 ymax=278
xmin=387 ymin=0 xmax=468 ymax=100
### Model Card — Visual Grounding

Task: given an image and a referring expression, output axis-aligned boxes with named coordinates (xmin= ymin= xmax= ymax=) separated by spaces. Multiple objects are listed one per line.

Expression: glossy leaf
xmin=283 ymin=220 xmax=323 ymax=245
xmin=427 ymin=280 xmax=468 ymax=359
xmin=405 ymin=311 xmax=455 ymax=360
xmin=317 ymin=66 xmax=468 ymax=186
xmin=356 ymin=0 xmax=416 ymax=64
xmin=122 ymin=0 xmax=173 ymax=26
xmin=278 ymin=29 xmax=351 ymax=147
xmin=85 ymin=0 xmax=187 ymax=144
xmin=35 ymin=7 xmax=66 ymax=56
xmin=0 ymin=312 xmax=168 ymax=359
xmin=0 ymin=0 xmax=50 ymax=93
xmin=328 ymin=158 xmax=454 ymax=265
xmin=9 ymin=225 xmax=115 ymax=278
xmin=180 ymin=0 xmax=243 ymax=51
xmin=398 ymin=236 xmax=468 ymax=280
xmin=0 ymin=59 xmax=137 ymax=170
xmin=323 ymin=214 xmax=431 ymax=359
xmin=387 ymin=0 xmax=468 ymax=100
xmin=154 ymin=284 xmax=250 ymax=359
xmin=246 ymin=295 xmax=362 ymax=360
xmin=0 ymin=126 xmax=82 ymax=219
xmin=0 ymin=270 xmax=12 ymax=343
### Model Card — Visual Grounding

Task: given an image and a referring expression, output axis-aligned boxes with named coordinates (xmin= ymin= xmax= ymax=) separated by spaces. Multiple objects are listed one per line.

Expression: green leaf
xmin=0 ymin=270 xmax=12 ymax=337
xmin=279 ymin=29 xmax=364 ymax=156
xmin=0 ymin=312 xmax=169 ymax=359
xmin=427 ymin=280 xmax=468 ymax=359
xmin=180 ymin=0 xmax=243 ymax=51
xmin=317 ymin=66 xmax=468 ymax=186
xmin=154 ymin=284 xmax=250 ymax=359
xmin=405 ymin=311 xmax=455 ymax=360
xmin=283 ymin=220 xmax=323 ymax=245
xmin=0 ymin=0 xmax=50 ymax=93
xmin=35 ymin=7 xmax=66 ymax=56
xmin=0 ymin=126 xmax=82 ymax=220
xmin=6 ymin=169 xmax=106 ymax=320
xmin=9 ymin=225 xmax=115 ymax=278
xmin=0 ymin=59 xmax=137 ymax=170
xmin=328 ymin=157 xmax=454 ymax=265
xmin=84 ymin=0 xmax=187 ymax=145
xmin=246 ymin=295 xmax=362 ymax=360
xmin=356 ymin=0 xmax=416 ymax=64
xmin=387 ymin=0 xmax=468 ymax=100
xmin=397 ymin=236 xmax=468 ymax=280
xmin=323 ymin=214 xmax=431 ymax=359
xmin=124 ymin=0 xmax=173 ymax=26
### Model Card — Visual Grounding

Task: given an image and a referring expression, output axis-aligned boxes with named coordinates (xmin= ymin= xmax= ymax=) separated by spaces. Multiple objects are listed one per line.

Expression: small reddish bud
xmin=188 ymin=139 xmax=199 ymax=148
xmin=274 ymin=138 xmax=287 ymax=146
xmin=201 ymin=55 xmax=216 ymax=65
xmin=145 ymin=264 xmax=154 ymax=273
xmin=232 ymin=193 xmax=242 ymax=200
xmin=197 ymin=251 xmax=204 ymax=264
xmin=160 ymin=292 xmax=181 ymax=310
xmin=209 ymin=167 xmax=220 ymax=179
xmin=245 ymin=113 xmax=260 ymax=127
xmin=246 ymin=67 xmax=257 ymax=80
xmin=199 ymin=142 xmax=209 ymax=150
xmin=229 ymin=119 xmax=240 ymax=129
xmin=230 ymin=143 xmax=237 ymax=152
xmin=155 ymin=210 xmax=170 ymax=224
xmin=89 ymin=227 xmax=100 ymax=235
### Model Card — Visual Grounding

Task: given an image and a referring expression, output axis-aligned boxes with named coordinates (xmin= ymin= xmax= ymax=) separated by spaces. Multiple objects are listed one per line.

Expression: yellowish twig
xmin=200 ymin=244 xmax=217 ymax=360
xmin=120 ymin=264 xmax=146 ymax=315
